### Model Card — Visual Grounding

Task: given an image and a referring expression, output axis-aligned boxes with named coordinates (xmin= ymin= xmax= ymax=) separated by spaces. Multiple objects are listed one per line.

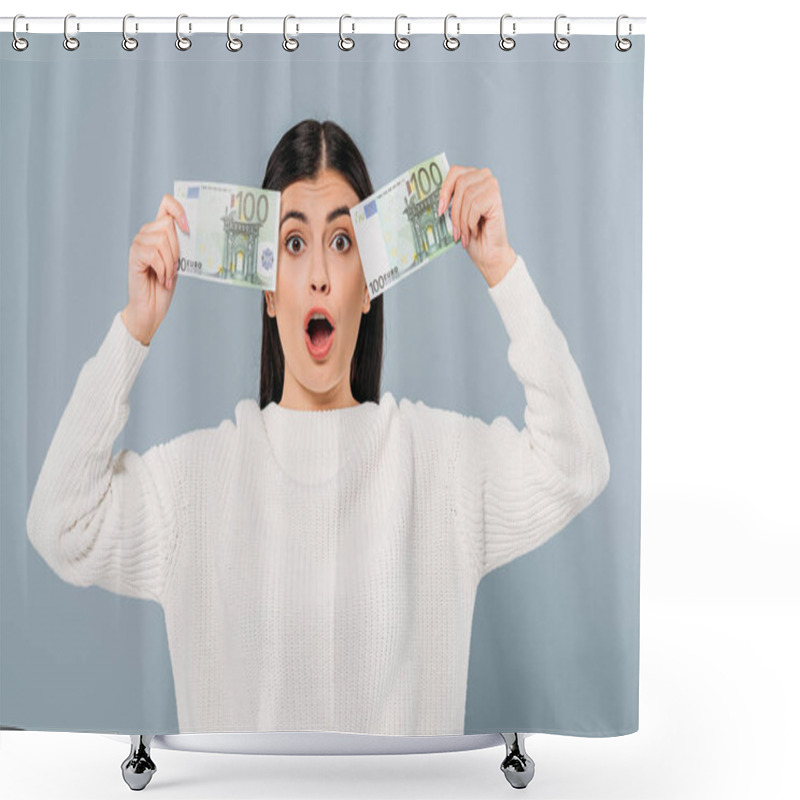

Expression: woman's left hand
xmin=437 ymin=165 xmax=517 ymax=288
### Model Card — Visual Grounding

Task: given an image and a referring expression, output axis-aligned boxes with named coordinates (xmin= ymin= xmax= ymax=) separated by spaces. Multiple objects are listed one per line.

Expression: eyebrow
xmin=280 ymin=205 xmax=351 ymax=230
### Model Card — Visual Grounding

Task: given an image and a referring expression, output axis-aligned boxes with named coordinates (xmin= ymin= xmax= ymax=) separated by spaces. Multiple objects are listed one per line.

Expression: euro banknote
xmin=173 ymin=180 xmax=281 ymax=292
xmin=350 ymin=152 xmax=456 ymax=300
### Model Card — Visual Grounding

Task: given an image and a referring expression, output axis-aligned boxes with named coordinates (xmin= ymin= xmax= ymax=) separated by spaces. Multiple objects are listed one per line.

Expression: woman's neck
xmin=279 ymin=372 xmax=358 ymax=411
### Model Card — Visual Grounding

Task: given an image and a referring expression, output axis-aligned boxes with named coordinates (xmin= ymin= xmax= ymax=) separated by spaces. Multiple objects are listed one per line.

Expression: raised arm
xmin=453 ymin=254 xmax=611 ymax=579
xmin=26 ymin=311 xmax=177 ymax=603
xmin=437 ymin=165 xmax=609 ymax=579
xmin=27 ymin=193 xmax=192 ymax=602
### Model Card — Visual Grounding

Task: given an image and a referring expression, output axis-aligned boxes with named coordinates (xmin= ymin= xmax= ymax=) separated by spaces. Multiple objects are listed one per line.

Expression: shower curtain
xmin=0 ymin=25 xmax=644 ymax=738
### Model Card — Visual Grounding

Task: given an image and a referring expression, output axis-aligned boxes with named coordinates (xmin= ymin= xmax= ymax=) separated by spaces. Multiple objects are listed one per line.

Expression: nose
xmin=309 ymin=247 xmax=330 ymax=293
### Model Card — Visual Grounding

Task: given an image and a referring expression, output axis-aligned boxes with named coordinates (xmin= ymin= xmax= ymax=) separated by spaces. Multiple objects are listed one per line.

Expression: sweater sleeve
xmin=453 ymin=254 xmax=611 ymax=580
xmin=26 ymin=311 xmax=179 ymax=604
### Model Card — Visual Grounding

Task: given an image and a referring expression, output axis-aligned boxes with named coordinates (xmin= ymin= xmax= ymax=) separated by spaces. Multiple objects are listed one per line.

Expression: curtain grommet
xmin=615 ymin=15 xmax=632 ymax=51
xmin=226 ymin=15 xmax=243 ymax=52
xmin=175 ymin=14 xmax=191 ymax=51
xmin=394 ymin=15 xmax=410 ymax=50
xmin=553 ymin=14 xmax=570 ymax=51
xmin=339 ymin=15 xmax=355 ymax=51
xmin=12 ymin=14 xmax=29 ymax=51
xmin=499 ymin=14 xmax=516 ymax=50
xmin=63 ymin=13 xmax=80 ymax=51
xmin=443 ymin=14 xmax=460 ymax=51
xmin=283 ymin=15 xmax=299 ymax=51
xmin=122 ymin=14 xmax=138 ymax=51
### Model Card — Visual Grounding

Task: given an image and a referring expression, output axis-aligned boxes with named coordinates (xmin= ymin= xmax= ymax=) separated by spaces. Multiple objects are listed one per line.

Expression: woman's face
xmin=265 ymin=168 xmax=371 ymax=410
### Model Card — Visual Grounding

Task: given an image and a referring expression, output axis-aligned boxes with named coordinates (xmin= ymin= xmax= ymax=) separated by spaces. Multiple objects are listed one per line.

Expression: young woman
xmin=27 ymin=119 xmax=610 ymax=736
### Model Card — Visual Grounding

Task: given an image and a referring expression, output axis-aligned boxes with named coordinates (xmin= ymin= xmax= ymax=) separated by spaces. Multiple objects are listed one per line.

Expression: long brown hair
xmin=258 ymin=119 xmax=384 ymax=408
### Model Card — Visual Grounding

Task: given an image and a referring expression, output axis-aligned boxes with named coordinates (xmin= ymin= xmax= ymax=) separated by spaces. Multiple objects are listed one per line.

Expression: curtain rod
xmin=0 ymin=16 xmax=646 ymax=36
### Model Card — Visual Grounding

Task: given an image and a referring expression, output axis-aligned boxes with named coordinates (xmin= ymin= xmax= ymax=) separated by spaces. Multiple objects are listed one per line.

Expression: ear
xmin=362 ymin=285 xmax=371 ymax=314
xmin=265 ymin=290 xmax=275 ymax=317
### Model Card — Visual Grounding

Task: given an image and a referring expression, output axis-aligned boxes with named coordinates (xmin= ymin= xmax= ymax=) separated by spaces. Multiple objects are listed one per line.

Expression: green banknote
xmin=173 ymin=180 xmax=281 ymax=292
xmin=350 ymin=153 xmax=456 ymax=300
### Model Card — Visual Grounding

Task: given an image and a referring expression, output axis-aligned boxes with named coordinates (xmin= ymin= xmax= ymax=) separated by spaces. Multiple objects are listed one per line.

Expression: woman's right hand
xmin=121 ymin=194 xmax=189 ymax=346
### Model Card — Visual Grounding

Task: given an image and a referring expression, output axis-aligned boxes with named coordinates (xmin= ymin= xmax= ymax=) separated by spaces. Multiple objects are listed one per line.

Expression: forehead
xmin=282 ymin=171 xmax=359 ymax=211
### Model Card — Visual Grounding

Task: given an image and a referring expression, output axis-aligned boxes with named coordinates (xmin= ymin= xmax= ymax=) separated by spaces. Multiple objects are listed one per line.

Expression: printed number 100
xmin=233 ymin=190 xmax=270 ymax=224
xmin=408 ymin=161 xmax=444 ymax=201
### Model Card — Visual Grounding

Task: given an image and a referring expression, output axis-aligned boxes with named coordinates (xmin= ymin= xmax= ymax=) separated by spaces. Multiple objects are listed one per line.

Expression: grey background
xmin=0 ymin=32 xmax=643 ymax=736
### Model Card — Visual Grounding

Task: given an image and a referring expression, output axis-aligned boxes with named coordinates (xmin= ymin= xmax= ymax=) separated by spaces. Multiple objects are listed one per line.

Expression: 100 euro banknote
xmin=173 ymin=180 xmax=281 ymax=292
xmin=350 ymin=153 xmax=455 ymax=300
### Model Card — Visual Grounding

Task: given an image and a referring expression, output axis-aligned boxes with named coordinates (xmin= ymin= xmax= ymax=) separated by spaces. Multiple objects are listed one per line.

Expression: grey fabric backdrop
xmin=0 ymin=32 xmax=644 ymax=736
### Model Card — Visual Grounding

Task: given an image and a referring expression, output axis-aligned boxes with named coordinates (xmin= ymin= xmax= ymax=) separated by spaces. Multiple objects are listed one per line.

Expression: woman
xmin=27 ymin=119 xmax=610 ymax=736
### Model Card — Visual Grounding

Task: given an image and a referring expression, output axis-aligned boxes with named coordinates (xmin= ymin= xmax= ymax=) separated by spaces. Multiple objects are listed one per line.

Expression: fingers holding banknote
xmin=437 ymin=165 xmax=516 ymax=288
xmin=122 ymin=194 xmax=189 ymax=346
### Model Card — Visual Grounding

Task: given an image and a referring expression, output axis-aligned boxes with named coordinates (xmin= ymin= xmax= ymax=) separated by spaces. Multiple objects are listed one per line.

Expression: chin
xmin=302 ymin=372 xmax=341 ymax=393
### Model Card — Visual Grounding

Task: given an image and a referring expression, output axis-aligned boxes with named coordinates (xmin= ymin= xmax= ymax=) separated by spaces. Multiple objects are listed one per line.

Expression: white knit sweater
xmin=26 ymin=254 xmax=610 ymax=736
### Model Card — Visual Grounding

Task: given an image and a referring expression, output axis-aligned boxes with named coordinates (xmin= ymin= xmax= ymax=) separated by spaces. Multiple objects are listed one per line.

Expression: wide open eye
xmin=286 ymin=235 xmax=304 ymax=254
xmin=332 ymin=233 xmax=351 ymax=252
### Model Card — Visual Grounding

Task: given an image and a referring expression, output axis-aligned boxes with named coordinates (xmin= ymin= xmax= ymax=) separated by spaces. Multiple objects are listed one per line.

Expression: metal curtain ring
xmin=227 ymin=15 xmax=243 ymax=51
xmin=553 ymin=14 xmax=570 ymax=51
xmin=394 ymin=14 xmax=410 ymax=50
xmin=499 ymin=14 xmax=515 ymax=50
xmin=63 ymin=13 xmax=80 ymax=51
xmin=283 ymin=15 xmax=299 ymax=51
xmin=12 ymin=14 xmax=29 ymax=52
xmin=122 ymin=14 xmax=138 ymax=51
xmin=443 ymin=14 xmax=460 ymax=51
xmin=615 ymin=14 xmax=632 ymax=51
xmin=339 ymin=15 xmax=354 ymax=50
xmin=176 ymin=14 xmax=191 ymax=50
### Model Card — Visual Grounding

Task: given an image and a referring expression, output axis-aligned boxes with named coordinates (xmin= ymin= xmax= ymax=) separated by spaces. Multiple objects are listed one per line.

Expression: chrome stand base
xmin=500 ymin=732 xmax=535 ymax=789
xmin=121 ymin=735 xmax=156 ymax=791
xmin=116 ymin=731 xmax=533 ymax=790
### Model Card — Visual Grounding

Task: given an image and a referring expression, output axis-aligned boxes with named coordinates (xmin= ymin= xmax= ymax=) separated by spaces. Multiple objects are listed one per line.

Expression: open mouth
xmin=306 ymin=316 xmax=334 ymax=346
xmin=305 ymin=311 xmax=335 ymax=358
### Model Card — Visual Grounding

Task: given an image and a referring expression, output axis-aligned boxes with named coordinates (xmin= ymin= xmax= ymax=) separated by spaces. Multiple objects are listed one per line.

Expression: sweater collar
xmin=261 ymin=391 xmax=396 ymax=485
